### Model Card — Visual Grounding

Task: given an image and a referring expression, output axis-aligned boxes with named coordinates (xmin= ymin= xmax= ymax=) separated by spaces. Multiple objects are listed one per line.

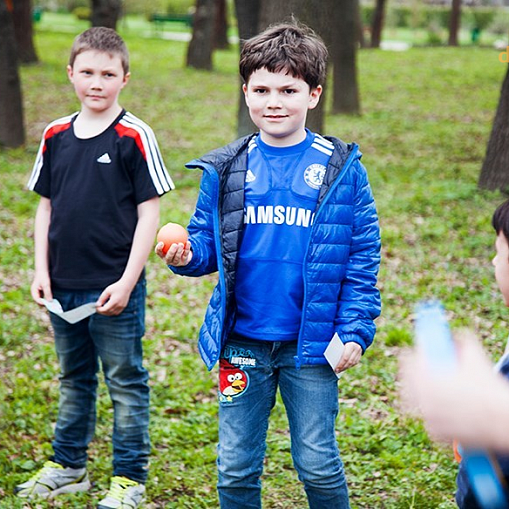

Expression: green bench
xmin=149 ymin=13 xmax=193 ymax=28
xmin=33 ymin=6 xmax=43 ymax=22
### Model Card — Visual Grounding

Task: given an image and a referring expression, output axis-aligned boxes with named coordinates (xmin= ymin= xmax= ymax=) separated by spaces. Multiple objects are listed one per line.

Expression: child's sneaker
xmin=14 ymin=460 xmax=91 ymax=499
xmin=97 ymin=476 xmax=146 ymax=508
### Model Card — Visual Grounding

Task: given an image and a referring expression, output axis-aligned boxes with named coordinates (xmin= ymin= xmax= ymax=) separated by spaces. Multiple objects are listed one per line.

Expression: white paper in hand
xmin=41 ymin=299 xmax=97 ymax=324
xmin=324 ymin=333 xmax=345 ymax=379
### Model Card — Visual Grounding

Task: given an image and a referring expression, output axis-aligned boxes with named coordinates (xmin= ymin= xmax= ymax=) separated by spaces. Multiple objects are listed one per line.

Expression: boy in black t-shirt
xmin=18 ymin=27 xmax=173 ymax=508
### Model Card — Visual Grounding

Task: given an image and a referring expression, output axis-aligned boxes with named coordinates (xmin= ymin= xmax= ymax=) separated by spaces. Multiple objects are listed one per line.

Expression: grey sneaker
xmin=97 ymin=476 xmax=146 ymax=508
xmin=15 ymin=460 xmax=91 ymax=499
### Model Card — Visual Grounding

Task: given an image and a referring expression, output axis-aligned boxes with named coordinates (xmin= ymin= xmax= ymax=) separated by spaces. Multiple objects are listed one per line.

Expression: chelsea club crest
xmin=304 ymin=164 xmax=326 ymax=190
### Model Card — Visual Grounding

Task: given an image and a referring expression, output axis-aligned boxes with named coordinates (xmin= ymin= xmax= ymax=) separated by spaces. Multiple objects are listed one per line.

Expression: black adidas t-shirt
xmin=28 ymin=110 xmax=174 ymax=290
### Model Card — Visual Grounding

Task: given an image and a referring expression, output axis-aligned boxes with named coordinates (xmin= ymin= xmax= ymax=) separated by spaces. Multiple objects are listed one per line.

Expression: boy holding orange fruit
xmin=156 ymin=22 xmax=380 ymax=508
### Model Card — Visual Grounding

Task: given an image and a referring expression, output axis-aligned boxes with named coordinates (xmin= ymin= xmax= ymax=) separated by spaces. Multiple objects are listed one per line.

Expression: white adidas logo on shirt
xmin=245 ymin=169 xmax=256 ymax=183
xmin=97 ymin=153 xmax=112 ymax=164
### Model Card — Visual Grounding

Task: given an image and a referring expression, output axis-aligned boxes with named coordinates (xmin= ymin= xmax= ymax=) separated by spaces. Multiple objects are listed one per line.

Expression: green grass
xmin=381 ymin=25 xmax=502 ymax=46
xmin=35 ymin=11 xmax=505 ymax=47
xmin=35 ymin=11 xmax=193 ymax=36
xmin=0 ymin=23 xmax=508 ymax=508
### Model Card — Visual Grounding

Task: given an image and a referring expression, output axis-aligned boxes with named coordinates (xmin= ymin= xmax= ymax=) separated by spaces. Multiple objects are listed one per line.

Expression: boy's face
xmin=493 ymin=232 xmax=509 ymax=306
xmin=67 ymin=50 xmax=129 ymax=115
xmin=243 ymin=68 xmax=322 ymax=147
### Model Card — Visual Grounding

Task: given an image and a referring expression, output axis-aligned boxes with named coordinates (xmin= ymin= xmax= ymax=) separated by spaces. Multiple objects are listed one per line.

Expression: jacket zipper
xmin=295 ymin=144 xmax=360 ymax=368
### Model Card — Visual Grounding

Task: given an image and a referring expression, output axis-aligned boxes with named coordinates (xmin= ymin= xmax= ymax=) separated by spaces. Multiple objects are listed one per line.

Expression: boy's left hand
xmin=96 ymin=280 xmax=132 ymax=316
xmin=335 ymin=342 xmax=362 ymax=374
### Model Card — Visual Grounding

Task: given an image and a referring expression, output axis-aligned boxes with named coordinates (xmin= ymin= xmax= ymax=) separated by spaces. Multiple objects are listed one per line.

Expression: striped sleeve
xmin=27 ymin=114 xmax=75 ymax=191
xmin=116 ymin=112 xmax=174 ymax=195
xmin=247 ymin=137 xmax=257 ymax=154
xmin=311 ymin=134 xmax=334 ymax=157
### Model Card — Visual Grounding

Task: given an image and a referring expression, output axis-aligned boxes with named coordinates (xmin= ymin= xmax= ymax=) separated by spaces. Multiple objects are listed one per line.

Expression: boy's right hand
xmin=31 ymin=272 xmax=53 ymax=305
xmin=400 ymin=331 xmax=509 ymax=451
xmin=155 ymin=240 xmax=192 ymax=267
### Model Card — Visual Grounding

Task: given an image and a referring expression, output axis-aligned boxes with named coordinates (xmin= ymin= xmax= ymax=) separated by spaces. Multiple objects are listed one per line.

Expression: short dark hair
xmin=492 ymin=199 xmax=509 ymax=243
xmin=69 ymin=27 xmax=129 ymax=74
xmin=239 ymin=22 xmax=328 ymax=90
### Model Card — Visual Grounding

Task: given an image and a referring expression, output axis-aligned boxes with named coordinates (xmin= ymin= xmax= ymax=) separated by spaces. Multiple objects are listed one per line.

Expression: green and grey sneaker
xmin=97 ymin=476 xmax=146 ymax=509
xmin=15 ymin=460 xmax=91 ymax=499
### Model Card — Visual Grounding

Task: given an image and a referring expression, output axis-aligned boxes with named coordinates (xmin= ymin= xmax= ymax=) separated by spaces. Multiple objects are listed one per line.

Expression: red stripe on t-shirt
xmin=43 ymin=122 xmax=72 ymax=153
xmin=114 ymin=123 xmax=147 ymax=161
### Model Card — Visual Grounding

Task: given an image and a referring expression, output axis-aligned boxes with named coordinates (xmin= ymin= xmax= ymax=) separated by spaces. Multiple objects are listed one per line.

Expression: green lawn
xmin=0 ymin=24 xmax=508 ymax=508
xmin=35 ymin=11 xmax=194 ymax=37
xmin=35 ymin=11 xmax=504 ymax=47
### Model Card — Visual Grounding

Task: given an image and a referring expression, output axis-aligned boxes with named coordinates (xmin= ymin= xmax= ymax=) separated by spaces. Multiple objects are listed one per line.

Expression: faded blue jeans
xmin=217 ymin=336 xmax=350 ymax=509
xmin=49 ymin=279 xmax=150 ymax=483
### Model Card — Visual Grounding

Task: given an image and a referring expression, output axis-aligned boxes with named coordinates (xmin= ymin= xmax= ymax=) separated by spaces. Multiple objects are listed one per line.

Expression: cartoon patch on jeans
xmin=219 ymin=344 xmax=256 ymax=403
xmin=219 ymin=359 xmax=251 ymax=403
xmin=219 ymin=360 xmax=248 ymax=402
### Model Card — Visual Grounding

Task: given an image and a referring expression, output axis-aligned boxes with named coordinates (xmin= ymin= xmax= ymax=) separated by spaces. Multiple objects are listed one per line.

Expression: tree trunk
xmin=331 ymin=0 xmax=360 ymax=115
xmin=214 ymin=0 xmax=229 ymax=50
xmin=448 ymin=0 xmax=461 ymax=47
xmin=356 ymin=0 xmax=367 ymax=49
xmin=370 ymin=0 xmax=386 ymax=49
xmin=478 ymin=67 xmax=509 ymax=192
xmin=234 ymin=0 xmax=260 ymax=137
xmin=12 ymin=0 xmax=38 ymax=64
xmin=186 ymin=0 xmax=217 ymax=70
xmin=0 ymin=0 xmax=25 ymax=148
xmin=91 ymin=0 xmax=122 ymax=30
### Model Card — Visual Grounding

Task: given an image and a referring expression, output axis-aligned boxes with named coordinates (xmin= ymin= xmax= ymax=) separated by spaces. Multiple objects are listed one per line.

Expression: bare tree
xmin=0 ymin=0 xmax=25 ymax=147
xmin=478 ymin=67 xmax=509 ymax=191
xmin=12 ymin=0 xmax=38 ymax=64
xmin=331 ymin=0 xmax=360 ymax=115
xmin=187 ymin=0 xmax=217 ymax=70
xmin=448 ymin=0 xmax=461 ymax=47
xmin=234 ymin=0 xmax=261 ymax=136
xmin=356 ymin=0 xmax=367 ymax=49
xmin=370 ymin=0 xmax=386 ymax=48
xmin=91 ymin=0 xmax=122 ymax=30
xmin=214 ymin=0 xmax=229 ymax=50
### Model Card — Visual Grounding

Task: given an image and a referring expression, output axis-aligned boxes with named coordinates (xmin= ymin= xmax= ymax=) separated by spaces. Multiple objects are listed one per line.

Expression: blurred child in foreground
xmin=402 ymin=199 xmax=509 ymax=507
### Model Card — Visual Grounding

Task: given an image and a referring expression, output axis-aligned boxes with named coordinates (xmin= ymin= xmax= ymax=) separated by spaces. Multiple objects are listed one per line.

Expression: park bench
xmin=33 ymin=6 xmax=43 ymax=22
xmin=149 ymin=13 xmax=193 ymax=28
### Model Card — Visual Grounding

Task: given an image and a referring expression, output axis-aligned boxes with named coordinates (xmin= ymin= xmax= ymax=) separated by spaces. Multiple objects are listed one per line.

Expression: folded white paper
xmin=324 ymin=333 xmax=345 ymax=379
xmin=41 ymin=299 xmax=97 ymax=324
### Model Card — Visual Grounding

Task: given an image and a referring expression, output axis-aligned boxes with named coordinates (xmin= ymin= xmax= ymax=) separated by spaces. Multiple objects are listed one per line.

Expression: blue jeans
xmin=49 ymin=279 xmax=150 ymax=483
xmin=217 ymin=337 xmax=350 ymax=509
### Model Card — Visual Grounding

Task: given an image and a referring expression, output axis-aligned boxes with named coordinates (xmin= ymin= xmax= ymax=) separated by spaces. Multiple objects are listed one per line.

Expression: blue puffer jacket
xmin=171 ymin=134 xmax=381 ymax=371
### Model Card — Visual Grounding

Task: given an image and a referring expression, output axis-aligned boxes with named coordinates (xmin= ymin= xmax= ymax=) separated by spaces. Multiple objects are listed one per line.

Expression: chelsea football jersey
xmin=233 ymin=129 xmax=334 ymax=341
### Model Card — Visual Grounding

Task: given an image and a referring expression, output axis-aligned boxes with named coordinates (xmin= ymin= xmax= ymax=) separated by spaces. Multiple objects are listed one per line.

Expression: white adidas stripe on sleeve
xmin=122 ymin=112 xmax=175 ymax=195
xmin=27 ymin=114 xmax=76 ymax=191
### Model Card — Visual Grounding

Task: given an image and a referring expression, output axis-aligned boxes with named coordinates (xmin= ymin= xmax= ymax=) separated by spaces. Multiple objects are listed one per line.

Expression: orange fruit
xmin=452 ymin=439 xmax=462 ymax=463
xmin=157 ymin=223 xmax=188 ymax=254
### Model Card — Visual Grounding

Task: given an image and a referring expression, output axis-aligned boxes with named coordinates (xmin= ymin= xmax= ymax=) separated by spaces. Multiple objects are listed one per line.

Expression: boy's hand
xmin=31 ymin=272 xmax=53 ymax=305
xmin=400 ymin=331 xmax=509 ymax=449
xmin=96 ymin=280 xmax=132 ymax=316
xmin=335 ymin=342 xmax=362 ymax=374
xmin=155 ymin=240 xmax=192 ymax=267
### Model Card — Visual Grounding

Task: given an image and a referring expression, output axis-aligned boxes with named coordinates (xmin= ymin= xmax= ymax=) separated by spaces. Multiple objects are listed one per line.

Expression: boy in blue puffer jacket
xmin=156 ymin=22 xmax=381 ymax=509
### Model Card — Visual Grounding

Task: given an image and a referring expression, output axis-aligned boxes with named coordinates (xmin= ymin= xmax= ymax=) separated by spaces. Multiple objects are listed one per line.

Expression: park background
xmin=1 ymin=1 xmax=509 ymax=507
